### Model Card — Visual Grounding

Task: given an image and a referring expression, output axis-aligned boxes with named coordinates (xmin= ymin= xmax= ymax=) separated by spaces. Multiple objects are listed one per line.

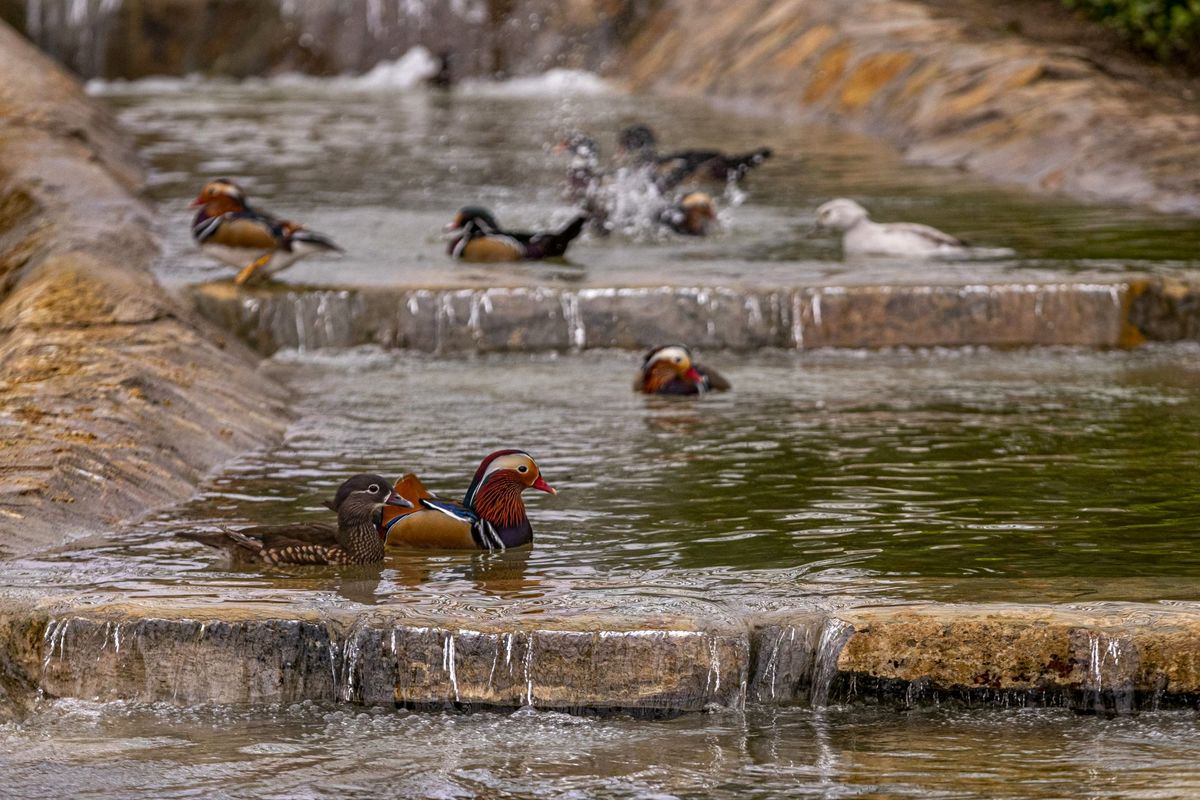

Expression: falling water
xmin=809 ymin=618 xmax=855 ymax=708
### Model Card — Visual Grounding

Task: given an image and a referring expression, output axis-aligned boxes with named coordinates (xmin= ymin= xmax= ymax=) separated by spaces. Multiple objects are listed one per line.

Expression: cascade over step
xmin=4 ymin=594 xmax=1198 ymax=716
xmin=188 ymin=279 xmax=1200 ymax=354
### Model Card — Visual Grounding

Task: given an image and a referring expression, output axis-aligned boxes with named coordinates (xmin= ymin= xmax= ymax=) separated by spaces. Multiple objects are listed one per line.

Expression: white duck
xmin=815 ymin=198 xmax=968 ymax=257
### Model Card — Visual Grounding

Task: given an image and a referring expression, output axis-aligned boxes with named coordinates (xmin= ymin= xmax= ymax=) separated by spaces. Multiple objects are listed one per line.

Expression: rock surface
xmin=0 ymin=22 xmax=289 ymax=554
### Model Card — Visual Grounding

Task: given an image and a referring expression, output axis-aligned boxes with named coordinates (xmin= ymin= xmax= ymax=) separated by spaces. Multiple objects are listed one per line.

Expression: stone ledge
xmin=188 ymin=279 xmax=1200 ymax=354
xmin=2 ymin=594 xmax=1196 ymax=716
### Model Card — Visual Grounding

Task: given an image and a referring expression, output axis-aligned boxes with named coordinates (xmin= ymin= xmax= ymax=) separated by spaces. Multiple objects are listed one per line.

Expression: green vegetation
xmin=1064 ymin=0 xmax=1200 ymax=64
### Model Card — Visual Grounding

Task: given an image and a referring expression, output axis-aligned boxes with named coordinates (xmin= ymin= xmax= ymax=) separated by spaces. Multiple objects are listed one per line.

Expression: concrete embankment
xmin=0 ymin=22 xmax=290 ymax=554
xmin=188 ymin=279 xmax=1200 ymax=354
xmin=0 ymin=594 xmax=1194 ymax=715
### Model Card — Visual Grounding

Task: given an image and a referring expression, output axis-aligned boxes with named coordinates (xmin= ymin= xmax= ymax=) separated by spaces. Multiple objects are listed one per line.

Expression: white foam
xmin=86 ymin=54 xmax=613 ymax=98
xmin=460 ymin=68 xmax=617 ymax=97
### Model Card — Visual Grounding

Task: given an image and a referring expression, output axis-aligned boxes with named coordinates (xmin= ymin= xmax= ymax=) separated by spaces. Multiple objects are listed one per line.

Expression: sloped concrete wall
xmin=0 ymin=22 xmax=290 ymax=554
xmin=618 ymin=0 xmax=1200 ymax=214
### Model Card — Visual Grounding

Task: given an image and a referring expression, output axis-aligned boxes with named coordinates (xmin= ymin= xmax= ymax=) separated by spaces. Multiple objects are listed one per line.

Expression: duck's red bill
xmin=532 ymin=476 xmax=557 ymax=496
xmin=686 ymin=367 xmax=704 ymax=383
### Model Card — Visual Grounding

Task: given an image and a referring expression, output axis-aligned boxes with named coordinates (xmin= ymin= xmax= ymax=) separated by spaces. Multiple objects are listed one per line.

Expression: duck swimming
xmin=814 ymin=198 xmax=969 ymax=257
xmin=445 ymin=206 xmax=587 ymax=262
xmin=178 ymin=474 xmax=411 ymax=566
xmin=618 ymin=124 xmax=772 ymax=191
xmin=635 ymin=344 xmax=731 ymax=395
xmin=190 ymin=178 xmax=343 ymax=285
xmin=381 ymin=450 xmax=557 ymax=551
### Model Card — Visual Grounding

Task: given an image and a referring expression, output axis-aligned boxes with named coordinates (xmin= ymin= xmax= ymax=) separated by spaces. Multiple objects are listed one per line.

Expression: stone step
xmin=188 ymin=279 xmax=1200 ymax=355
xmin=5 ymin=594 xmax=1197 ymax=716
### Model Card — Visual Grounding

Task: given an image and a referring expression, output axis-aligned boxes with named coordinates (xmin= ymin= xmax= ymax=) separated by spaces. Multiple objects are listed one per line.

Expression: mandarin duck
xmin=445 ymin=206 xmax=587 ymax=262
xmin=660 ymin=191 xmax=718 ymax=236
xmin=190 ymin=178 xmax=343 ymax=285
xmin=815 ymin=198 xmax=968 ymax=257
xmin=178 ymin=474 xmax=411 ymax=566
xmin=618 ymin=124 xmax=772 ymax=191
xmin=635 ymin=344 xmax=731 ymax=395
xmin=381 ymin=450 xmax=556 ymax=550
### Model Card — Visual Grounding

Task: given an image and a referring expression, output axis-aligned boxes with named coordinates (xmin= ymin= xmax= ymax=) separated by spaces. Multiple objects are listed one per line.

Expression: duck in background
xmin=190 ymin=178 xmax=343 ymax=285
xmin=635 ymin=344 xmax=731 ymax=395
xmin=814 ymin=198 xmax=969 ymax=257
xmin=659 ymin=192 xmax=718 ymax=237
xmin=177 ymin=474 xmax=412 ymax=566
xmin=445 ymin=206 xmax=587 ymax=262
xmin=617 ymin=124 xmax=772 ymax=192
xmin=381 ymin=450 xmax=557 ymax=551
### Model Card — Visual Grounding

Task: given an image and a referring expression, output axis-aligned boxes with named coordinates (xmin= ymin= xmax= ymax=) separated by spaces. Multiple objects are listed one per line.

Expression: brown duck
xmin=178 ymin=474 xmax=411 ymax=566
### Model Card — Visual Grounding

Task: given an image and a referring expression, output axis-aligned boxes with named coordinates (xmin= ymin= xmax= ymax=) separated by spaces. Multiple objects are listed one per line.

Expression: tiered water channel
xmin=2 ymin=74 xmax=1199 ymax=797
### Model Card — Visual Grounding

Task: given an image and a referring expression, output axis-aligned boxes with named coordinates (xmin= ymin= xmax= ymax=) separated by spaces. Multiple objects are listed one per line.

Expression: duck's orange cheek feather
xmin=460 ymin=237 xmax=524 ymax=262
xmin=384 ymin=510 xmax=479 ymax=549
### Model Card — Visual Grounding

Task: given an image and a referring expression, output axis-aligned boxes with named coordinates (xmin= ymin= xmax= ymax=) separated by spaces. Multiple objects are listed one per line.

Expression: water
xmin=91 ymin=74 xmax=1200 ymax=290
xmin=1 ymin=700 xmax=1198 ymax=799
xmin=7 ymin=345 xmax=1199 ymax=613
xmin=18 ymin=67 xmax=1197 ymax=797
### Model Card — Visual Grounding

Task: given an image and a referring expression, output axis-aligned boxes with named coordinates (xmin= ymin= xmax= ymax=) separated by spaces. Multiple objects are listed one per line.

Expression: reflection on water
xmin=96 ymin=78 xmax=1200 ymax=289
xmin=7 ymin=345 xmax=1199 ymax=613
xmin=1 ymin=699 xmax=1198 ymax=799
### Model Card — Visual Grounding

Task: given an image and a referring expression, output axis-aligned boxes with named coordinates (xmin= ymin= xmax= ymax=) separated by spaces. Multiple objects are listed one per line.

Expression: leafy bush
xmin=1064 ymin=0 xmax=1200 ymax=63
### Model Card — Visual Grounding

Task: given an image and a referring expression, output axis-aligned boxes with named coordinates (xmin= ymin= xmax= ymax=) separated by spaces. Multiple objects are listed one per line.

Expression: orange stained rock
xmin=803 ymin=42 xmax=850 ymax=102
xmin=772 ymin=24 xmax=836 ymax=71
xmin=839 ymin=51 xmax=915 ymax=110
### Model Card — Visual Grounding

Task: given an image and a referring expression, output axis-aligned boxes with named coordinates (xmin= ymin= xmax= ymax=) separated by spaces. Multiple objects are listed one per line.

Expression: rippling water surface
xmin=7 ymin=345 xmax=1199 ymax=613
xmin=2 ymin=700 xmax=1198 ymax=799
xmin=94 ymin=75 xmax=1200 ymax=289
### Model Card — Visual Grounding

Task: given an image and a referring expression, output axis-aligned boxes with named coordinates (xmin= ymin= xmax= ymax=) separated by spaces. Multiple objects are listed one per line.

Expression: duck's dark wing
xmin=179 ymin=522 xmax=338 ymax=552
xmin=524 ymin=215 xmax=587 ymax=259
xmin=698 ymin=363 xmax=732 ymax=392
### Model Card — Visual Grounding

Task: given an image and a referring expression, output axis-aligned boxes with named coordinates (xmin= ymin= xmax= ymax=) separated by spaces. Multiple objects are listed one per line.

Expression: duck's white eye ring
xmin=517 ymin=465 xmax=529 ymax=473
xmin=368 ymin=484 xmax=380 ymax=494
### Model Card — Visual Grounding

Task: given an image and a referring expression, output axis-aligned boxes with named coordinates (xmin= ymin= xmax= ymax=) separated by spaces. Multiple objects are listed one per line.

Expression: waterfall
xmin=24 ymin=0 xmax=123 ymax=77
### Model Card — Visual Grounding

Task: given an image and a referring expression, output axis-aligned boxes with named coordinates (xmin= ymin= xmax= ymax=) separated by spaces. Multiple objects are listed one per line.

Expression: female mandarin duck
xmin=191 ymin=178 xmax=343 ymax=285
xmin=380 ymin=450 xmax=556 ymax=550
xmin=178 ymin=474 xmax=411 ymax=566
xmin=445 ymin=206 xmax=586 ymax=262
xmin=635 ymin=344 xmax=731 ymax=395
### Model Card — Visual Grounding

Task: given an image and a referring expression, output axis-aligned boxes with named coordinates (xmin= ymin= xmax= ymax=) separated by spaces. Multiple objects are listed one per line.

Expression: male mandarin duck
xmin=815 ymin=198 xmax=969 ymax=257
xmin=635 ymin=344 xmax=731 ymax=395
xmin=445 ymin=206 xmax=587 ymax=262
xmin=618 ymin=124 xmax=772 ymax=191
xmin=381 ymin=450 xmax=556 ymax=550
xmin=660 ymin=192 xmax=718 ymax=237
xmin=190 ymin=178 xmax=343 ymax=285
xmin=178 ymin=474 xmax=411 ymax=566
